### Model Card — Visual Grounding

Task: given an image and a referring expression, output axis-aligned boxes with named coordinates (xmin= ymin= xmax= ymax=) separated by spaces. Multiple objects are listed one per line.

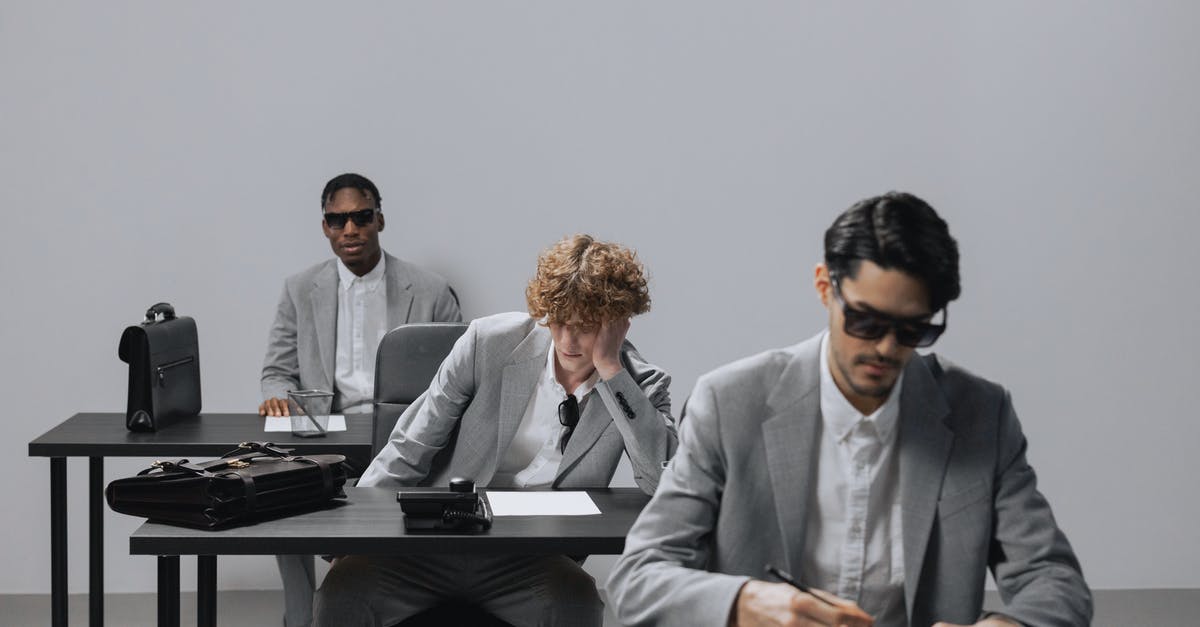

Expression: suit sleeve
xmin=986 ymin=390 xmax=1093 ymax=626
xmin=594 ymin=342 xmax=678 ymax=494
xmin=357 ymin=319 xmax=479 ymax=488
xmin=433 ymin=284 xmax=463 ymax=323
xmin=260 ymin=281 xmax=301 ymax=401
xmin=606 ymin=376 xmax=750 ymax=627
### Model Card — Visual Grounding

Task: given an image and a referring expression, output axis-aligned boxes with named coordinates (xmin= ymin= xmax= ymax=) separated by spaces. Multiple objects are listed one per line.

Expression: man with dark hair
xmin=260 ymin=172 xmax=462 ymax=627
xmin=608 ymin=192 xmax=1091 ymax=626
xmin=313 ymin=234 xmax=677 ymax=627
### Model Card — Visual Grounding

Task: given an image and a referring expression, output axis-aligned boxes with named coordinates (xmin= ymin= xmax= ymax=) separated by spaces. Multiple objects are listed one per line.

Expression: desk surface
xmin=130 ymin=487 xmax=650 ymax=556
xmin=28 ymin=412 xmax=374 ymax=458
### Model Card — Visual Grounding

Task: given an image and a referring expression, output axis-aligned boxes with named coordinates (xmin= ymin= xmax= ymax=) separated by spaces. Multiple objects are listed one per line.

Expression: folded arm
xmin=260 ymin=283 xmax=302 ymax=414
xmin=984 ymin=391 xmax=1093 ymax=626
xmin=434 ymin=285 xmax=464 ymax=323
xmin=607 ymin=377 xmax=749 ymax=627
xmin=591 ymin=318 xmax=678 ymax=494
xmin=594 ymin=348 xmax=677 ymax=494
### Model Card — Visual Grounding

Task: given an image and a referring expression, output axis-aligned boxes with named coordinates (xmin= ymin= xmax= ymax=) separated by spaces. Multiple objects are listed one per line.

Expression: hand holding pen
xmin=728 ymin=564 xmax=874 ymax=627
xmin=766 ymin=565 xmax=838 ymax=607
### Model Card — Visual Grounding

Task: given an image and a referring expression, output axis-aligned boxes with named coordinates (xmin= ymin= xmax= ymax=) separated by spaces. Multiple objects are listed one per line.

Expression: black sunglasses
xmin=323 ymin=208 xmax=379 ymax=229
xmin=558 ymin=395 xmax=580 ymax=453
xmin=831 ymin=278 xmax=947 ymax=348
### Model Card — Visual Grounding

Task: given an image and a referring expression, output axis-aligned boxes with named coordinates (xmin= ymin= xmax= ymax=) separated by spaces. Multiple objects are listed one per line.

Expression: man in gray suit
xmin=260 ymin=172 xmax=462 ymax=417
xmin=260 ymin=173 xmax=462 ymax=627
xmin=608 ymin=192 xmax=1091 ymax=627
xmin=314 ymin=234 xmax=678 ymax=627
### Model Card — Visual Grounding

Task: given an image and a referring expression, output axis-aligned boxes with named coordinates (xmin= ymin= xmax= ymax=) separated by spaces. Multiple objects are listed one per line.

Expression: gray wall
xmin=2 ymin=1 xmax=1197 ymax=595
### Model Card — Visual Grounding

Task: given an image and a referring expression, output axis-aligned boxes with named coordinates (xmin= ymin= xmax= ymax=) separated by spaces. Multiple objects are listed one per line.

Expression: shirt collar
xmin=818 ymin=330 xmax=903 ymax=444
xmin=544 ymin=342 xmax=599 ymax=400
xmin=336 ymin=251 xmax=387 ymax=292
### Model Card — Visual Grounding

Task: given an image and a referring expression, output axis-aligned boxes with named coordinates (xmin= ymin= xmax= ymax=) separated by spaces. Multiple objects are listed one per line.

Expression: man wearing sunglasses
xmin=314 ymin=234 xmax=677 ymax=627
xmin=260 ymin=172 xmax=462 ymax=627
xmin=609 ymin=192 xmax=1091 ymax=627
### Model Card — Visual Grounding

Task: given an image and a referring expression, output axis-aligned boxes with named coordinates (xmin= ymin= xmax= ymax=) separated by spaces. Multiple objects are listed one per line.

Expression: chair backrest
xmin=371 ymin=322 xmax=469 ymax=457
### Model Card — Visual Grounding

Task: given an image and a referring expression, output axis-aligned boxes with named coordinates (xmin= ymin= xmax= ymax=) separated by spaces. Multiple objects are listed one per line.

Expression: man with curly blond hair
xmin=314 ymin=234 xmax=677 ymax=627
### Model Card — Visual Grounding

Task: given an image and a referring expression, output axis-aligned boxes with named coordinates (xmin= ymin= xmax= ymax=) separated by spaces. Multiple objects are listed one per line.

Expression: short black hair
xmin=824 ymin=191 xmax=961 ymax=312
xmin=321 ymin=173 xmax=381 ymax=210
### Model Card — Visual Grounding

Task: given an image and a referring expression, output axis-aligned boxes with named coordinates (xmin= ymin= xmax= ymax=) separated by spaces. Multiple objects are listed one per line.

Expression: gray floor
xmin=2 ymin=589 xmax=1198 ymax=626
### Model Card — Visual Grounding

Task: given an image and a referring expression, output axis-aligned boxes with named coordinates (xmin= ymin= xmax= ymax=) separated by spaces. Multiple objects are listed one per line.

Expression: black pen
xmin=765 ymin=564 xmax=836 ymax=607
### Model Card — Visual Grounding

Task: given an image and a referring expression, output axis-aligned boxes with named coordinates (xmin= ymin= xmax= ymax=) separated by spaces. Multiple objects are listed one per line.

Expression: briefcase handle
xmin=144 ymin=302 xmax=177 ymax=323
xmin=222 ymin=441 xmax=294 ymax=459
xmin=137 ymin=459 xmax=209 ymax=477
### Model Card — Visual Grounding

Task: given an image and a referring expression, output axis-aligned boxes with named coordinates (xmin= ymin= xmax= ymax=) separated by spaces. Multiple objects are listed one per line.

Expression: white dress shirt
xmin=333 ymin=254 xmax=388 ymax=415
xmin=491 ymin=346 xmax=599 ymax=488
xmin=802 ymin=331 xmax=906 ymax=624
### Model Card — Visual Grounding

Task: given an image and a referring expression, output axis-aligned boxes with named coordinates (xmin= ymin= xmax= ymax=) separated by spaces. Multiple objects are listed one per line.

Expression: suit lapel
xmin=762 ymin=337 xmax=823 ymax=576
xmin=310 ymin=263 xmax=338 ymax=388
xmin=383 ymin=254 xmax=414 ymax=330
xmin=495 ymin=327 xmax=551 ymax=458
xmin=897 ymin=355 xmax=953 ymax=620
xmin=556 ymin=392 xmax=612 ymax=480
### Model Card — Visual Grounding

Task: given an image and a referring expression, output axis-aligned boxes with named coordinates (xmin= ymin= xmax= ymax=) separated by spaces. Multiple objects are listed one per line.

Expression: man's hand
xmin=933 ymin=617 xmax=1021 ymax=627
xmin=731 ymin=580 xmax=874 ymax=627
xmin=593 ymin=317 xmax=630 ymax=381
xmin=258 ymin=397 xmax=290 ymax=417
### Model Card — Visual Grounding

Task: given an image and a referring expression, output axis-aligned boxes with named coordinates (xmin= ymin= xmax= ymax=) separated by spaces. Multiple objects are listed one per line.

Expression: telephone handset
xmin=398 ymin=477 xmax=493 ymax=532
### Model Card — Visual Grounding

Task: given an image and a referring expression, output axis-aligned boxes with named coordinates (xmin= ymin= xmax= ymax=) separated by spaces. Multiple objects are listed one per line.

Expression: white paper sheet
xmin=263 ymin=415 xmax=347 ymax=433
xmin=485 ymin=491 xmax=601 ymax=516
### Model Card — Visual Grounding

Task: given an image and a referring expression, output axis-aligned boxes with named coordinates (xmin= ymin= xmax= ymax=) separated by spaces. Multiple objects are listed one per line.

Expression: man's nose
xmin=875 ymin=329 xmax=900 ymax=357
xmin=342 ymin=218 xmax=360 ymax=235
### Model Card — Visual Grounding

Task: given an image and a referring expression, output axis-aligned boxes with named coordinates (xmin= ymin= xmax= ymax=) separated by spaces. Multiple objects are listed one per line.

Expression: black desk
xmin=130 ymin=487 xmax=650 ymax=627
xmin=27 ymin=412 xmax=374 ymax=627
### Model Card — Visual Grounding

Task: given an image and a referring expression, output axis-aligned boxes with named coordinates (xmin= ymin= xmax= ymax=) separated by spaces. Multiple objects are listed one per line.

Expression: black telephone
xmin=398 ymin=478 xmax=493 ymax=532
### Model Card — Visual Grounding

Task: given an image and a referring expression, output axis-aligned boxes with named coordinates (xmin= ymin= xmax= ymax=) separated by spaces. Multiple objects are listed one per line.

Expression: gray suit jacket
xmin=608 ymin=333 xmax=1091 ymax=627
xmin=359 ymin=312 xmax=678 ymax=495
xmin=260 ymin=252 xmax=462 ymax=408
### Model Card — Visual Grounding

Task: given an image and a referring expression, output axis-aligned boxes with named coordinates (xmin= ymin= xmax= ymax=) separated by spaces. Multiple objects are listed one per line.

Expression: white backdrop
xmin=2 ymin=1 xmax=1198 ymax=595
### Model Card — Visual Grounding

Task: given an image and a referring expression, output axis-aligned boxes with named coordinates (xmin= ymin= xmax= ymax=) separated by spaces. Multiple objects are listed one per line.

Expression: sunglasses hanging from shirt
xmin=558 ymin=395 xmax=581 ymax=453
xmin=323 ymin=208 xmax=380 ymax=229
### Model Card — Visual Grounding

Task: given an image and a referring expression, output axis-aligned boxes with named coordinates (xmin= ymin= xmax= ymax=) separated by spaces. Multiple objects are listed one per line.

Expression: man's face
xmin=322 ymin=187 xmax=385 ymax=276
xmin=548 ymin=318 xmax=600 ymax=381
xmin=815 ymin=260 xmax=933 ymax=407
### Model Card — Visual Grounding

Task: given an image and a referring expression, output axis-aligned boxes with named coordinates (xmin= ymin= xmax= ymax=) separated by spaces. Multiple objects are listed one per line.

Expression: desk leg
xmin=197 ymin=556 xmax=216 ymax=627
xmin=51 ymin=457 xmax=67 ymax=627
xmin=157 ymin=556 xmax=179 ymax=627
xmin=90 ymin=457 xmax=104 ymax=626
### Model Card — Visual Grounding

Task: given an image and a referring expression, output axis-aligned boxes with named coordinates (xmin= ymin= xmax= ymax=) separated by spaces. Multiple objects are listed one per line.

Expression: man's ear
xmin=376 ymin=210 xmax=385 ymax=232
xmin=814 ymin=263 xmax=832 ymax=307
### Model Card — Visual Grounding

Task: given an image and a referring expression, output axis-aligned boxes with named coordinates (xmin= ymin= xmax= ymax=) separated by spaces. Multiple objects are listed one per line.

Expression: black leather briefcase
xmin=105 ymin=442 xmax=349 ymax=529
xmin=118 ymin=302 xmax=201 ymax=432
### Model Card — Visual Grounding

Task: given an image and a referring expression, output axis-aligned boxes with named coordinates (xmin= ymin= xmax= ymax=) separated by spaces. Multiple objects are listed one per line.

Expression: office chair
xmin=371 ymin=323 xmax=513 ymax=627
xmin=372 ymin=322 xmax=469 ymax=457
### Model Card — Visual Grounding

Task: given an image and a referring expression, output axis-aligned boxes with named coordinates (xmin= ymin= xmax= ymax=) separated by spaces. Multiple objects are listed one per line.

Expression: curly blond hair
xmin=526 ymin=234 xmax=651 ymax=324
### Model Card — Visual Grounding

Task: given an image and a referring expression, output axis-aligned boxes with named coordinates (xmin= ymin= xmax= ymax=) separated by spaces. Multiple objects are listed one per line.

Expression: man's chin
xmin=560 ymin=358 xmax=589 ymax=372
xmin=557 ymin=356 xmax=595 ymax=377
xmin=850 ymin=378 xmax=895 ymax=399
xmin=337 ymin=249 xmax=376 ymax=267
